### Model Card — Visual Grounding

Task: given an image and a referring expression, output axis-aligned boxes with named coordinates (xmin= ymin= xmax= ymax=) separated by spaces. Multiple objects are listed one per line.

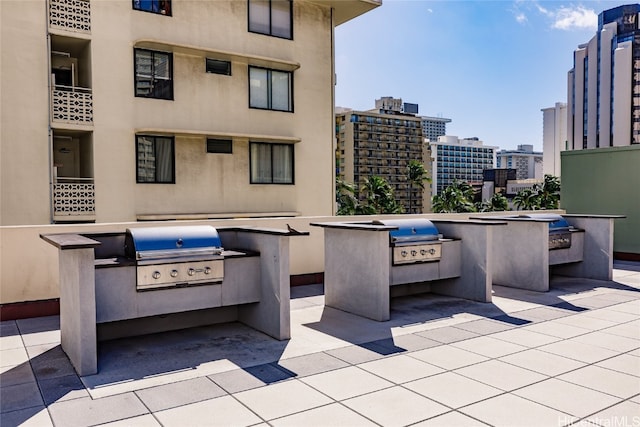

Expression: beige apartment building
xmin=0 ymin=0 xmax=380 ymax=226
xmin=336 ymin=98 xmax=431 ymax=213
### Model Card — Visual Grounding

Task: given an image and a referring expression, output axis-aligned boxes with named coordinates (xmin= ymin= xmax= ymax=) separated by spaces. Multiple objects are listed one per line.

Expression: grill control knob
xmin=401 ymin=250 xmax=408 ymax=257
xmin=204 ymin=267 xmax=212 ymax=275
xmin=428 ymin=248 xmax=436 ymax=255
xmin=188 ymin=268 xmax=196 ymax=276
xmin=411 ymin=250 xmax=417 ymax=256
xmin=152 ymin=271 xmax=161 ymax=280
xmin=170 ymin=270 xmax=178 ymax=278
xmin=420 ymin=249 xmax=427 ymax=255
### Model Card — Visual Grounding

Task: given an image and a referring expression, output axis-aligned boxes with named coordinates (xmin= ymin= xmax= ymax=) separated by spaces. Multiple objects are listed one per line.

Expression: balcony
xmin=51 ymin=86 xmax=93 ymax=125
xmin=52 ymin=177 xmax=95 ymax=222
xmin=49 ymin=0 xmax=91 ymax=34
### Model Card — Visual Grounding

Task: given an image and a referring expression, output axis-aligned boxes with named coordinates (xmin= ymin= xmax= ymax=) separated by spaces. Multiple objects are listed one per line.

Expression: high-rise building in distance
xmin=567 ymin=3 xmax=640 ymax=149
xmin=542 ymin=102 xmax=567 ymax=177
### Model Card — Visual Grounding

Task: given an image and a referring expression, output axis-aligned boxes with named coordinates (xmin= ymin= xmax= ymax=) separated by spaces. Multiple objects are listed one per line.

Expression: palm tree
xmin=359 ymin=175 xmax=403 ymax=214
xmin=477 ymin=192 xmax=509 ymax=212
xmin=431 ymin=180 xmax=476 ymax=213
xmin=513 ymin=187 xmax=539 ymax=210
xmin=535 ymin=174 xmax=561 ymax=209
xmin=406 ymin=160 xmax=430 ymax=214
xmin=335 ymin=177 xmax=358 ymax=215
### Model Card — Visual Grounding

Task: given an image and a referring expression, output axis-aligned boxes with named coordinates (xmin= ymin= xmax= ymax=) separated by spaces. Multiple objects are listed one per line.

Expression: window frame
xmin=249 ymin=142 xmax=295 ymax=184
xmin=134 ymin=48 xmax=174 ymax=100
xmin=247 ymin=0 xmax=293 ymax=40
xmin=132 ymin=0 xmax=172 ymax=16
xmin=136 ymin=135 xmax=176 ymax=184
xmin=248 ymin=66 xmax=293 ymax=112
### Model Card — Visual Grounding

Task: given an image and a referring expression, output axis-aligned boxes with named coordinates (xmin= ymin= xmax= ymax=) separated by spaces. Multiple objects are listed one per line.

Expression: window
xmin=134 ymin=49 xmax=173 ymax=100
xmin=136 ymin=135 xmax=175 ymax=183
xmin=133 ymin=0 xmax=171 ymax=15
xmin=206 ymin=59 xmax=231 ymax=76
xmin=249 ymin=67 xmax=292 ymax=112
xmin=248 ymin=0 xmax=292 ymax=39
xmin=250 ymin=142 xmax=294 ymax=184
xmin=207 ymin=139 xmax=233 ymax=154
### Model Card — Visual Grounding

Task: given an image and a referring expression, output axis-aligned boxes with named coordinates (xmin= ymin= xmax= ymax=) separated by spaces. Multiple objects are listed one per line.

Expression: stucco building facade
xmin=0 ymin=0 xmax=380 ymax=226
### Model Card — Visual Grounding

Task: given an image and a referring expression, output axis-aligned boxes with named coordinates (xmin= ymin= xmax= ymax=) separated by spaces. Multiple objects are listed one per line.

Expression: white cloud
xmin=514 ymin=1 xmax=597 ymax=31
xmin=551 ymin=6 xmax=597 ymax=30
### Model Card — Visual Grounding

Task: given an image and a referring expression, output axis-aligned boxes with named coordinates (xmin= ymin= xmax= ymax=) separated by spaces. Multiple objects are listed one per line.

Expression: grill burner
xmin=520 ymin=214 xmax=574 ymax=250
xmin=125 ymin=225 xmax=224 ymax=291
xmin=372 ymin=218 xmax=442 ymax=265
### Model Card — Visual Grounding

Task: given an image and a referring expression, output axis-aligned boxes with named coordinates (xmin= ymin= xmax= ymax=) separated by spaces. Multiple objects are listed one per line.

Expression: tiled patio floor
xmin=1 ymin=262 xmax=639 ymax=426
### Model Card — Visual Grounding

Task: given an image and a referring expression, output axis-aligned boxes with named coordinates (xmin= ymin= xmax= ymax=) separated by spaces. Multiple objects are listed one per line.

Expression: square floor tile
xmin=48 ymin=393 xmax=148 ymax=427
xmin=537 ymin=338 xmax=621 ymax=364
xmin=451 ymin=336 xmax=528 ymax=358
xmin=571 ymin=331 xmax=639 ymax=353
xmin=415 ymin=326 xmax=480 ymax=344
xmin=595 ymin=354 xmax=640 ymax=377
xmin=510 ymin=307 xmax=575 ymax=322
xmin=276 ymin=352 xmax=348 ymax=377
xmin=453 ymin=319 xmax=515 ymax=335
xmin=358 ymin=354 xmax=444 ymax=384
xmin=326 ymin=345 xmax=386 ymax=365
xmin=513 ymin=378 xmax=620 ymax=417
xmin=94 ymin=414 xmax=161 ymax=426
xmin=602 ymin=323 xmax=640 ymax=340
xmin=155 ymin=395 xmax=262 ymax=427
xmin=412 ymin=411 xmax=489 ymax=426
xmin=0 ymin=406 xmax=53 ymax=427
xmin=580 ymin=308 xmax=638 ymax=324
xmin=460 ymin=393 xmax=575 ymax=427
xmin=20 ymin=330 xmax=61 ymax=348
xmin=234 ymin=379 xmax=332 ymax=420
xmin=0 ymin=363 xmax=36 ymax=387
xmin=0 ymin=348 xmax=29 ymax=367
xmin=405 ymin=371 xmax=502 ymax=408
xmin=558 ymin=365 xmax=640 ymax=399
xmin=553 ymin=314 xmax=619 ymax=332
xmin=343 ymin=386 xmax=449 ymax=427
xmin=38 ymin=374 xmax=89 ymax=405
xmin=300 ymin=366 xmax=392 ymax=400
xmin=270 ymin=403 xmax=377 ymax=426
xmin=208 ymin=364 xmax=292 ymax=394
xmin=490 ymin=328 xmax=561 ymax=348
xmin=16 ymin=316 xmax=59 ymax=334
xmin=0 ymin=381 xmax=44 ymax=413
xmin=522 ymin=321 xmax=590 ymax=339
xmin=606 ymin=301 xmax=640 ymax=315
xmin=586 ymin=401 xmax=640 ymax=427
xmin=376 ymin=334 xmax=442 ymax=352
xmin=0 ymin=334 xmax=24 ymax=351
xmin=498 ymin=349 xmax=586 ymax=376
xmin=454 ymin=360 xmax=547 ymax=392
xmin=135 ymin=377 xmax=226 ymax=412
xmin=410 ymin=345 xmax=489 ymax=370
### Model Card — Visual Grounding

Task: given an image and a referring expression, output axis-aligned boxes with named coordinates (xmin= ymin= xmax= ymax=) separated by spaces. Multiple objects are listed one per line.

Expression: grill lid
xmin=372 ymin=218 xmax=441 ymax=243
xmin=125 ymin=225 xmax=223 ymax=260
xmin=520 ymin=214 xmax=570 ymax=231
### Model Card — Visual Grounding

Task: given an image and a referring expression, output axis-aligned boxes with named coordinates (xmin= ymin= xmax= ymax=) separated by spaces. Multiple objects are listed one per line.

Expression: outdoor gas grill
xmin=521 ymin=214 xmax=575 ymax=250
xmin=372 ymin=218 xmax=443 ymax=265
xmin=124 ymin=225 xmax=224 ymax=291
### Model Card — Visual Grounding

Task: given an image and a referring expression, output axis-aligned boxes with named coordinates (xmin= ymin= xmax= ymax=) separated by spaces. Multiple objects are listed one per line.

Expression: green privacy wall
xmin=561 ymin=145 xmax=640 ymax=255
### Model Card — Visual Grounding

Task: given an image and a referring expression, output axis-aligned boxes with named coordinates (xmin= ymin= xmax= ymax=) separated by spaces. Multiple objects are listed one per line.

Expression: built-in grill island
xmin=475 ymin=213 xmax=623 ymax=292
xmin=124 ymin=226 xmax=224 ymax=291
xmin=311 ymin=218 xmax=502 ymax=321
xmin=41 ymin=224 xmax=305 ymax=376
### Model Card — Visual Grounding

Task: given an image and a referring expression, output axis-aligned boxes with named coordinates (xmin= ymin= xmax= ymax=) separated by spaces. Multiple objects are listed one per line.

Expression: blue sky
xmin=335 ymin=0 xmax=625 ymax=150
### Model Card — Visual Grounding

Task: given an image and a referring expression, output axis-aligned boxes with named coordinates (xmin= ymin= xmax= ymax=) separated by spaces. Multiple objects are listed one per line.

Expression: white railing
xmin=53 ymin=178 xmax=95 ymax=218
xmin=52 ymin=86 xmax=93 ymax=125
xmin=49 ymin=0 xmax=91 ymax=34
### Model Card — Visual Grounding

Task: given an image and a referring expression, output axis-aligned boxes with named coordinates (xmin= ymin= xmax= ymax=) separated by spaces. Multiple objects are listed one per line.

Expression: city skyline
xmin=335 ymin=0 xmax=626 ymax=150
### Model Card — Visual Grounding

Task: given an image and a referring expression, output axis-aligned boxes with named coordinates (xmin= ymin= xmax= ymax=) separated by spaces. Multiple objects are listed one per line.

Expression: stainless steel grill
xmin=521 ymin=214 xmax=574 ymax=250
xmin=125 ymin=225 xmax=224 ymax=291
xmin=373 ymin=218 xmax=442 ymax=265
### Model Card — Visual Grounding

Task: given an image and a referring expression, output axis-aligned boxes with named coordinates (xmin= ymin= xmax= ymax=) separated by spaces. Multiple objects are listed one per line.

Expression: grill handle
xmin=136 ymin=247 xmax=223 ymax=261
